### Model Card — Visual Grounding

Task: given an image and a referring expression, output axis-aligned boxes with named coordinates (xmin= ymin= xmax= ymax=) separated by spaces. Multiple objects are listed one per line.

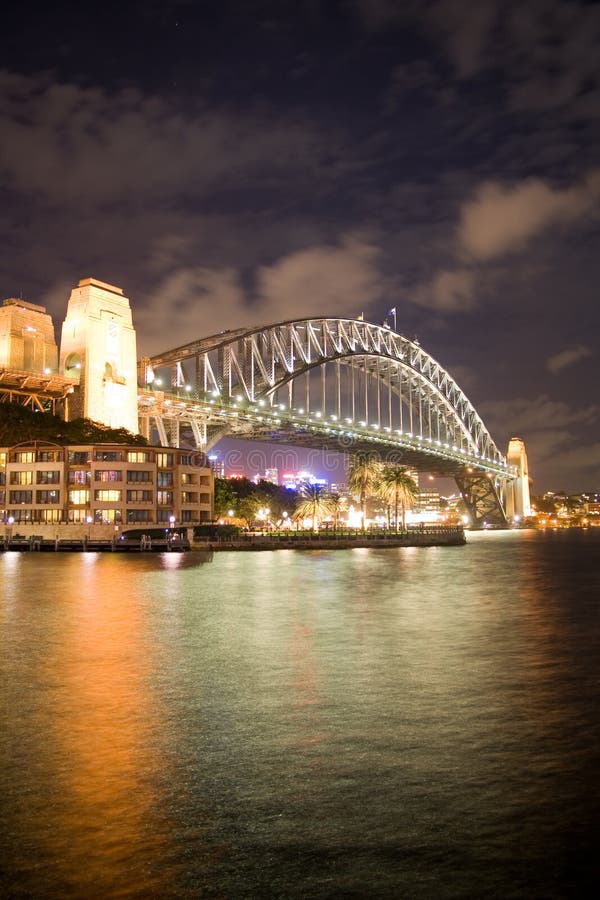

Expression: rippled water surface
xmin=1 ymin=530 xmax=599 ymax=898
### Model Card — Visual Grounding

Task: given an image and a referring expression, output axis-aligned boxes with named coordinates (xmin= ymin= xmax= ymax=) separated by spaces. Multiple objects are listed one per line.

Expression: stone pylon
xmin=505 ymin=437 xmax=532 ymax=520
xmin=59 ymin=278 xmax=139 ymax=434
xmin=0 ymin=298 xmax=58 ymax=372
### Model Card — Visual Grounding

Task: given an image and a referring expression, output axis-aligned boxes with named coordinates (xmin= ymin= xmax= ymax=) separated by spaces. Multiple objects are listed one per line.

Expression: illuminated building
xmin=59 ymin=278 xmax=139 ymax=434
xmin=0 ymin=298 xmax=58 ymax=372
xmin=281 ymin=470 xmax=327 ymax=490
xmin=208 ymin=454 xmax=225 ymax=477
xmin=0 ymin=441 xmax=213 ymax=526
xmin=413 ymin=490 xmax=441 ymax=522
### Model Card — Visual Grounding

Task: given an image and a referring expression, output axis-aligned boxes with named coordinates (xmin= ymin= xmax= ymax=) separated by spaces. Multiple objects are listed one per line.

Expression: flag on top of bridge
xmin=388 ymin=307 xmax=397 ymax=331
xmin=356 ymin=312 xmax=364 ymax=320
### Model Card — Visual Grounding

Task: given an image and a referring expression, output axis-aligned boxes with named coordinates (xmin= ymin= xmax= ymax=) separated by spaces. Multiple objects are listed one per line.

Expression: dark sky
xmin=1 ymin=0 xmax=599 ymax=492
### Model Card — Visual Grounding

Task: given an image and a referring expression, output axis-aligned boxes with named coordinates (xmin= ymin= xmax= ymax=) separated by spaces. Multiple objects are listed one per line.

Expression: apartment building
xmin=0 ymin=441 xmax=213 ymax=526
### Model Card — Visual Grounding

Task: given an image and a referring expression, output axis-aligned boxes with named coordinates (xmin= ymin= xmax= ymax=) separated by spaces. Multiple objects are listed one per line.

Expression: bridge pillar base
xmin=454 ymin=473 xmax=508 ymax=529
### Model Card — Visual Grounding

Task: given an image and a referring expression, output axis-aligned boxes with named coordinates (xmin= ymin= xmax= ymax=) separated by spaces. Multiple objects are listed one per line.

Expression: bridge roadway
xmin=137 ymin=386 xmax=513 ymax=481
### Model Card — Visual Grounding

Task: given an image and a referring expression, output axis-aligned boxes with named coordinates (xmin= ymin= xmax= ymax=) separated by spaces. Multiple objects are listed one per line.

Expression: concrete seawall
xmin=192 ymin=528 xmax=466 ymax=551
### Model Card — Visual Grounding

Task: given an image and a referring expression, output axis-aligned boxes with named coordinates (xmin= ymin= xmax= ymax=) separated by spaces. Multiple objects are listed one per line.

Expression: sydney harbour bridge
xmin=137 ymin=317 xmax=521 ymax=528
xmin=1 ymin=279 xmax=529 ymax=528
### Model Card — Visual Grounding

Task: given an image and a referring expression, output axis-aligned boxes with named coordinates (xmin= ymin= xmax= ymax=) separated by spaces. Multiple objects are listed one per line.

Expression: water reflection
xmin=2 ymin=533 xmax=599 ymax=898
xmin=1 ymin=556 xmax=176 ymax=897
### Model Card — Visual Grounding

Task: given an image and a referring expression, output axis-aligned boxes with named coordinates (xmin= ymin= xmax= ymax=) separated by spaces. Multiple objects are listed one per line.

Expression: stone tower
xmin=0 ymin=299 xmax=58 ymax=372
xmin=59 ymin=278 xmax=139 ymax=434
xmin=505 ymin=437 xmax=532 ymax=520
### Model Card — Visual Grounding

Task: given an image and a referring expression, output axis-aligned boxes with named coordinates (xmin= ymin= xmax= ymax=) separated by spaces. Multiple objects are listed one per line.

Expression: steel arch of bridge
xmin=139 ymin=317 xmax=515 ymax=526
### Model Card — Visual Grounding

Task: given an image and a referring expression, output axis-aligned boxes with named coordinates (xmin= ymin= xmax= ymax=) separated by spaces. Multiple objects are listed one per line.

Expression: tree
xmin=328 ymin=493 xmax=346 ymax=530
xmin=237 ymin=493 xmax=262 ymax=528
xmin=377 ymin=465 xmax=418 ymax=530
xmin=293 ymin=484 xmax=334 ymax=531
xmin=213 ymin=477 xmax=238 ymax=518
xmin=0 ymin=402 xmax=148 ymax=445
xmin=348 ymin=452 xmax=381 ymax=528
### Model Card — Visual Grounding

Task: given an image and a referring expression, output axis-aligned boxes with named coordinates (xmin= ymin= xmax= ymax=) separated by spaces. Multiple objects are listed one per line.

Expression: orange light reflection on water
xmin=41 ymin=558 xmax=175 ymax=896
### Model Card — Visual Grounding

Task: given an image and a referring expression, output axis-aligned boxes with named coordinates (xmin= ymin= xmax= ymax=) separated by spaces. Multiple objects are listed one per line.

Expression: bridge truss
xmin=138 ymin=318 xmax=516 ymax=526
xmin=0 ymin=368 xmax=75 ymax=416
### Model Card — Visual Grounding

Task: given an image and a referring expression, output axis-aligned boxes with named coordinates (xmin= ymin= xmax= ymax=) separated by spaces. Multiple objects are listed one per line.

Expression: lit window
xmin=69 ymin=489 xmax=90 ymax=505
xmin=94 ymin=509 xmax=123 ymax=524
xmin=127 ymin=451 xmax=151 ymax=463
xmin=94 ymin=489 xmax=122 ymax=502
xmin=10 ymin=471 xmax=33 ymax=485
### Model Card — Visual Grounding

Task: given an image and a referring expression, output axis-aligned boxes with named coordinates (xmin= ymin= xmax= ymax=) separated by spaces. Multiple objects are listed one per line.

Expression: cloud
xmin=477 ymin=394 xmax=598 ymax=488
xmin=480 ymin=395 xmax=597 ymax=437
xmin=409 ymin=268 xmax=476 ymax=312
xmin=549 ymin=442 xmax=600 ymax=472
xmin=506 ymin=1 xmax=600 ymax=114
xmin=137 ymin=236 xmax=386 ymax=354
xmin=546 ymin=345 xmax=592 ymax=374
xmin=256 ymin=237 xmax=385 ymax=322
xmin=134 ymin=267 xmax=246 ymax=354
xmin=427 ymin=0 xmax=498 ymax=77
xmin=458 ymin=171 xmax=600 ymax=260
xmin=0 ymin=70 xmax=334 ymax=206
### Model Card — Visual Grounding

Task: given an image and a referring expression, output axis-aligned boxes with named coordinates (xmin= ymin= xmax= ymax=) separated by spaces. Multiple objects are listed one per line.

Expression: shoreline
xmin=1 ymin=525 xmax=466 ymax=553
xmin=192 ymin=527 xmax=466 ymax=551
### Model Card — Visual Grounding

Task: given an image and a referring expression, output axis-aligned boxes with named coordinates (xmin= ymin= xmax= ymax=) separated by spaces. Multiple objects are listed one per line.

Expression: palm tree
xmin=293 ymin=484 xmax=334 ymax=531
xmin=377 ymin=465 xmax=418 ymax=530
xmin=348 ymin=452 xmax=381 ymax=529
xmin=327 ymin=493 xmax=346 ymax=530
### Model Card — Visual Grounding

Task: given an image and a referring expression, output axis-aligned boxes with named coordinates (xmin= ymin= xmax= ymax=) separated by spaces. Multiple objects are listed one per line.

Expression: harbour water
xmin=1 ymin=529 xmax=599 ymax=898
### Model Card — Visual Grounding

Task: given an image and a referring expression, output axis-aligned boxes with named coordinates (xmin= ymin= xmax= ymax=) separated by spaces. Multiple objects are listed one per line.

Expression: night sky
xmin=1 ymin=0 xmax=599 ymax=492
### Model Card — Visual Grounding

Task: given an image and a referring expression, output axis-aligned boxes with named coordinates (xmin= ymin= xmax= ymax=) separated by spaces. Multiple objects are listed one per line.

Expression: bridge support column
xmin=454 ymin=472 xmax=508 ymax=529
xmin=505 ymin=437 xmax=531 ymax=521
